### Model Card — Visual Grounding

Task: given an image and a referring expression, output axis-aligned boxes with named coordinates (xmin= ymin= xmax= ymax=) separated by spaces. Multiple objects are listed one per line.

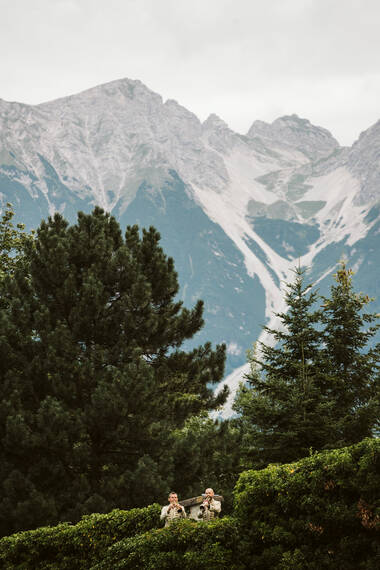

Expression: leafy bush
xmin=93 ymin=517 xmax=243 ymax=570
xmin=234 ymin=438 xmax=380 ymax=569
xmin=0 ymin=504 xmax=161 ymax=569
xmin=1 ymin=439 xmax=378 ymax=569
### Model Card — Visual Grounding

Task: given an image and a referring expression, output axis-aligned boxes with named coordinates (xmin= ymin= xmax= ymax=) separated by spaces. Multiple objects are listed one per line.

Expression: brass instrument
xmin=199 ymin=495 xmax=211 ymax=515
xmin=170 ymin=502 xmax=184 ymax=514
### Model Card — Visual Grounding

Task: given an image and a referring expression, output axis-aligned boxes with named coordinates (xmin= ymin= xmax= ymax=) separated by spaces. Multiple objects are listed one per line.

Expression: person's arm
xmin=209 ymin=500 xmax=221 ymax=514
xmin=160 ymin=505 xmax=169 ymax=521
xmin=180 ymin=506 xmax=186 ymax=518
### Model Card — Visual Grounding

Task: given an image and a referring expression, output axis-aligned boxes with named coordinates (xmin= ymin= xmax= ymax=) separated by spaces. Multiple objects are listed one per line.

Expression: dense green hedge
xmin=93 ymin=517 xmax=242 ymax=569
xmin=1 ymin=439 xmax=378 ymax=569
xmin=234 ymin=437 xmax=380 ymax=569
xmin=0 ymin=504 xmax=161 ymax=569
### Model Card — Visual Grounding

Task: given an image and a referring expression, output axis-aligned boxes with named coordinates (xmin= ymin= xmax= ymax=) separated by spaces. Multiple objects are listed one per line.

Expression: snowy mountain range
xmin=1 ymin=78 xmax=379 ymax=412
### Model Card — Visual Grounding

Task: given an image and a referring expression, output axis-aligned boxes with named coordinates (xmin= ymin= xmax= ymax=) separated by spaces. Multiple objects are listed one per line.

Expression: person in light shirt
xmin=198 ymin=487 xmax=221 ymax=521
xmin=160 ymin=491 xmax=186 ymax=527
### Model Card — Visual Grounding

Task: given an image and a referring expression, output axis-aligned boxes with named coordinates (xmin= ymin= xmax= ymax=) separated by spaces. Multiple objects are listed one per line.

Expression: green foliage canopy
xmin=0 ymin=505 xmax=161 ymax=570
xmin=234 ymin=266 xmax=333 ymax=466
xmin=320 ymin=261 xmax=380 ymax=442
xmin=0 ymin=202 xmax=34 ymax=281
xmin=234 ymin=437 xmax=380 ymax=569
xmin=1 ymin=438 xmax=378 ymax=569
xmin=234 ymin=263 xmax=379 ymax=468
xmin=0 ymin=208 xmax=227 ymax=536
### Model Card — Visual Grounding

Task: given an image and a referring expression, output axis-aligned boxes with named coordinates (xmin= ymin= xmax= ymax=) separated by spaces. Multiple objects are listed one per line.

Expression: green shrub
xmin=0 ymin=504 xmax=161 ymax=569
xmin=234 ymin=438 xmax=380 ymax=569
xmin=1 ymin=439 xmax=378 ymax=569
xmin=93 ymin=517 xmax=243 ymax=570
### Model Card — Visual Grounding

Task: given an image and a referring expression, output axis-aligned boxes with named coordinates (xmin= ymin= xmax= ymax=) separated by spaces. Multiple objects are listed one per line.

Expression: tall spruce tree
xmin=0 ymin=208 xmax=227 ymax=536
xmin=233 ymin=267 xmax=334 ymax=467
xmin=320 ymin=260 xmax=379 ymax=443
xmin=234 ymin=263 xmax=380 ymax=470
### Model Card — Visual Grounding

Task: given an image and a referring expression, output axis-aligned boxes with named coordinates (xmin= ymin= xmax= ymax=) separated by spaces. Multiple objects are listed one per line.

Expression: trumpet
xmin=199 ymin=497 xmax=210 ymax=511
xmin=170 ymin=502 xmax=183 ymax=514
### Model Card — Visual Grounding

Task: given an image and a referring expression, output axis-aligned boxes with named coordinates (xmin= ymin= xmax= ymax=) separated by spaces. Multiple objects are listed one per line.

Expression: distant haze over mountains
xmin=1 ymin=78 xmax=379 ymax=411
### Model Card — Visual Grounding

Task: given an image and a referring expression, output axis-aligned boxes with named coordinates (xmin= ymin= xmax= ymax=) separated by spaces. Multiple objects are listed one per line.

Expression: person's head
xmin=168 ymin=491 xmax=178 ymax=504
xmin=205 ymin=488 xmax=214 ymax=498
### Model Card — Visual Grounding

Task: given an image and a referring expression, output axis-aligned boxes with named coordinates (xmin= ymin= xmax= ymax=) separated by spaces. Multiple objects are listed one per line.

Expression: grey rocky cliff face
xmin=1 ymin=79 xmax=378 ymax=216
xmin=0 ymin=79 xmax=379 ymax=269
xmin=346 ymin=120 xmax=380 ymax=205
xmin=247 ymin=114 xmax=340 ymax=161
xmin=0 ymin=78 xmax=234 ymax=206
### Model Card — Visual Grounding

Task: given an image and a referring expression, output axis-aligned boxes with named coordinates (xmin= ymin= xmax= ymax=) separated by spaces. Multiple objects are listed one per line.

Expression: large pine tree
xmin=0 ymin=208 xmax=227 ymax=536
xmin=320 ymin=260 xmax=379 ymax=443
xmin=234 ymin=263 xmax=379 ymax=469
xmin=233 ymin=267 xmax=333 ymax=467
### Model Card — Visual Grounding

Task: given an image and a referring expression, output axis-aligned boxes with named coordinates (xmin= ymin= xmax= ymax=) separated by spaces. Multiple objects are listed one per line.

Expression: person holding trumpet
xmin=160 ymin=491 xmax=186 ymax=527
xmin=198 ymin=487 xmax=221 ymax=521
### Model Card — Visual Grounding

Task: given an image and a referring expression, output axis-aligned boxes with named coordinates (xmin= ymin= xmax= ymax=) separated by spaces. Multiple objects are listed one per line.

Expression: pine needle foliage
xmin=320 ymin=260 xmax=379 ymax=443
xmin=234 ymin=264 xmax=379 ymax=468
xmin=0 ymin=208 xmax=227 ymax=536
xmin=0 ymin=202 xmax=34 ymax=281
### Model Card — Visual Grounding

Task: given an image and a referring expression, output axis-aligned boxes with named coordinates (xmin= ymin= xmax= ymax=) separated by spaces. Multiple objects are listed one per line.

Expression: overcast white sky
xmin=1 ymin=0 xmax=379 ymax=145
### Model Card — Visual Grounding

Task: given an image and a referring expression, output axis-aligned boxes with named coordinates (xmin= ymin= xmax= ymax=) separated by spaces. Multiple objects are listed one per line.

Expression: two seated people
xmin=160 ymin=488 xmax=221 ymax=527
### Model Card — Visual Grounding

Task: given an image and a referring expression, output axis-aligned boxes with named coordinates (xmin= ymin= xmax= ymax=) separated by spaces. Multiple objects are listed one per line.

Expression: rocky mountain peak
xmin=163 ymin=98 xmax=202 ymax=134
xmin=203 ymin=113 xmax=229 ymax=130
xmin=247 ymin=114 xmax=340 ymax=161
xmin=347 ymin=119 xmax=380 ymax=205
xmin=40 ymin=77 xmax=162 ymax=108
xmin=201 ymin=113 xmax=244 ymax=155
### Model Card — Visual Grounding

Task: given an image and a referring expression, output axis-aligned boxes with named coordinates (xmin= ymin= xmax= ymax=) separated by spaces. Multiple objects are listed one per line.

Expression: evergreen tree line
xmin=0 ymin=205 xmax=378 ymax=537
xmin=234 ymin=264 xmax=379 ymax=468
